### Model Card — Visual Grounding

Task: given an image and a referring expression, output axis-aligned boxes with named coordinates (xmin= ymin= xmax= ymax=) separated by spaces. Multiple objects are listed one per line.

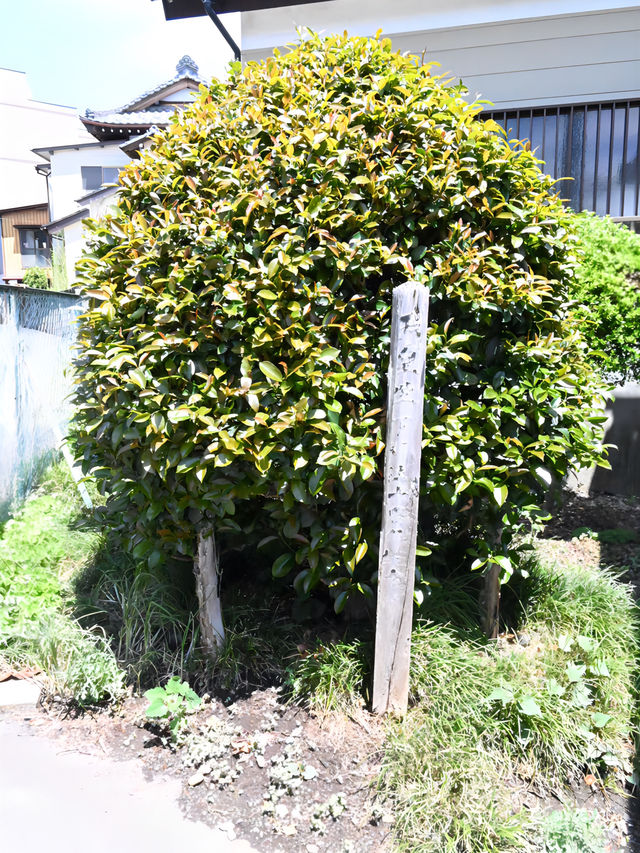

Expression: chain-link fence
xmin=0 ymin=285 xmax=85 ymax=521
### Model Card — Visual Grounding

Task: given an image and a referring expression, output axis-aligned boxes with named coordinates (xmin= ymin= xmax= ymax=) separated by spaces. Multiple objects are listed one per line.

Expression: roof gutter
xmin=201 ymin=0 xmax=241 ymax=61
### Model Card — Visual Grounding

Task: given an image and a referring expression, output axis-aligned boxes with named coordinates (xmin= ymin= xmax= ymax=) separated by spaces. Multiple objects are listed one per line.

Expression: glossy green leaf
xmin=272 ymin=553 xmax=294 ymax=578
xmin=259 ymin=361 xmax=284 ymax=383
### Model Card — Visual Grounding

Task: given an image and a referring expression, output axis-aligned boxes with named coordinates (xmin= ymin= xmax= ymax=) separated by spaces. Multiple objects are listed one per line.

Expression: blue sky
xmin=1 ymin=0 xmax=240 ymax=111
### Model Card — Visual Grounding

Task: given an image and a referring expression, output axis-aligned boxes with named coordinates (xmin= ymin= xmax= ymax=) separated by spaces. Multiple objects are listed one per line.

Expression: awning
xmin=160 ymin=0 xmax=326 ymax=19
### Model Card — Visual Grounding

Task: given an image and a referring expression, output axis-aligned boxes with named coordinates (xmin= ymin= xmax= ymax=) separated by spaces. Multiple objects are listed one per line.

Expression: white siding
xmin=47 ymin=144 xmax=128 ymax=221
xmin=59 ymin=187 xmax=120 ymax=284
xmin=241 ymin=2 xmax=640 ymax=108
xmin=0 ymin=69 xmax=91 ymax=210
xmin=61 ymin=218 xmax=85 ymax=285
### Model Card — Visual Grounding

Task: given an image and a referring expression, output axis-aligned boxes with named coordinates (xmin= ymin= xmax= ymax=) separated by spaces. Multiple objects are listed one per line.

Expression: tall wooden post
xmin=372 ymin=282 xmax=429 ymax=716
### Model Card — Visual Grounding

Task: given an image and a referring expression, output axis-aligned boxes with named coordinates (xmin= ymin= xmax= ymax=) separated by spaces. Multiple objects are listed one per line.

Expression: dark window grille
xmin=483 ymin=100 xmax=640 ymax=232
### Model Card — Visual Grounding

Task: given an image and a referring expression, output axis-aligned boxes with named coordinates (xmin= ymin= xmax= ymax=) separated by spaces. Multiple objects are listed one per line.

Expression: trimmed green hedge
xmin=71 ymin=33 xmax=608 ymax=612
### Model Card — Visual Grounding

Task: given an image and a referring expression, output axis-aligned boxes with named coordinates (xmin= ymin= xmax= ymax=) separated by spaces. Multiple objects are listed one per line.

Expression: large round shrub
xmin=72 ymin=33 xmax=608 ymax=615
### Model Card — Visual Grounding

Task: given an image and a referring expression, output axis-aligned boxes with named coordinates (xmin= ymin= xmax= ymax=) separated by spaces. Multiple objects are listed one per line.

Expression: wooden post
xmin=372 ymin=282 xmax=429 ymax=716
xmin=195 ymin=529 xmax=225 ymax=657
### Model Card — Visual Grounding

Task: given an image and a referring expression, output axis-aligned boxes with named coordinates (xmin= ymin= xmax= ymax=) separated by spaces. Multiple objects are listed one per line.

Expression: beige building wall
xmin=0 ymin=205 xmax=48 ymax=280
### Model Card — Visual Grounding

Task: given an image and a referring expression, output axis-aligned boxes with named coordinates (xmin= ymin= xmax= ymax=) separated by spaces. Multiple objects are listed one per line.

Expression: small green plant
xmin=541 ymin=807 xmax=606 ymax=853
xmin=22 ymin=267 xmax=50 ymax=289
xmin=144 ymin=676 xmax=201 ymax=738
xmin=571 ymin=526 xmax=638 ymax=544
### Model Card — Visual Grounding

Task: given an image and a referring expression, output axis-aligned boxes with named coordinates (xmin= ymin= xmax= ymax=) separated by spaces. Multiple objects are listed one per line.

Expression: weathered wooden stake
xmin=372 ymin=282 xmax=429 ymax=716
xmin=195 ymin=529 xmax=225 ymax=658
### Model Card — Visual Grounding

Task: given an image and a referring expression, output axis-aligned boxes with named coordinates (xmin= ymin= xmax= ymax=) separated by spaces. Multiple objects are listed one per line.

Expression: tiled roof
xmin=83 ymin=108 xmax=174 ymax=127
xmin=84 ymin=56 xmax=205 ymax=121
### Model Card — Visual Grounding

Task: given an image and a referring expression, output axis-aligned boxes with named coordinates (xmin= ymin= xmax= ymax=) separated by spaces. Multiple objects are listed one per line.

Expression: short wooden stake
xmin=372 ymin=282 xmax=429 ymax=716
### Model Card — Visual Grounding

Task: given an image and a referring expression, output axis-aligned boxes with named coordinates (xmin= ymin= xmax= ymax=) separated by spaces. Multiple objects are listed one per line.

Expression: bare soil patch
xmin=2 ymin=688 xmax=391 ymax=853
xmin=541 ymin=491 xmax=640 ymax=591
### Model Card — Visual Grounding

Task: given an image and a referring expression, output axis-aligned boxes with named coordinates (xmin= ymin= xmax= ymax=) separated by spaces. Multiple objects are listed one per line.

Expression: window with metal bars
xmin=483 ymin=101 xmax=640 ymax=232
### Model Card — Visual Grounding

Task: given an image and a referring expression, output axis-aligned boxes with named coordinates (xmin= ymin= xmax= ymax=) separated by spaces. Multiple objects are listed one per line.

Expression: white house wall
xmin=47 ymin=144 xmax=128 ymax=222
xmin=240 ymin=2 xmax=640 ymax=108
xmin=60 ymin=218 xmax=85 ymax=286
xmin=0 ymin=69 xmax=91 ymax=210
xmin=161 ymin=86 xmax=202 ymax=103
xmin=56 ymin=187 xmax=119 ymax=285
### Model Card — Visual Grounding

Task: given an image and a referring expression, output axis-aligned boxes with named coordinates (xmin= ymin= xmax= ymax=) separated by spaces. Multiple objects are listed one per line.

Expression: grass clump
xmin=0 ymin=464 xmax=125 ymax=704
xmin=289 ymin=556 xmax=638 ymax=852
xmin=74 ymin=560 xmax=200 ymax=690
xmin=0 ymin=463 xmax=305 ymax=702
xmin=287 ymin=636 xmax=372 ymax=714
xmin=385 ymin=623 xmax=528 ymax=853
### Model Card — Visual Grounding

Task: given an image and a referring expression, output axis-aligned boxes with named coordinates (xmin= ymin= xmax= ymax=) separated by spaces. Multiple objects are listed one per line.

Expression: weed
xmin=0 ymin=466 xmax=124 ymax=704
xmin=5 ymin=613 xmax=125 ymax=706
xmin=75 ymin=561 xmax=201 ymax=689
xmin=1 ymin=464 xmax=312 ymax=702
xmin=37 ymin=616 xmax=125 ymax=705
xmin=540 ymin=807 xmax=606 ymax=853
xmin=183 ymin=713 xmax=246 ymax=787
xmin=206 ymin=591 xmax=301 ymax=697
xmin=145 ymin=676 xmax=201 ymax=740
xmin=383 ymin=624 xmax=529 ymax=853
xmin=311 ymin=793 xmax=347 ymax=833
xmin=262 ymin=740 xmax=320 ymax=814
xmin=571 ymin=527 xmax=638 ymax=545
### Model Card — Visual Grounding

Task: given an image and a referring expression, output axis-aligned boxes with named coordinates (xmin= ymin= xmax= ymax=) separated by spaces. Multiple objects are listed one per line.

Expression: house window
xmin=81 ymin=166 xmax=121 ymax=191
xmin=18 ymin=227 xmax=50 ymax=269
xmin=484 ymin=100 xmax=640 ymax=229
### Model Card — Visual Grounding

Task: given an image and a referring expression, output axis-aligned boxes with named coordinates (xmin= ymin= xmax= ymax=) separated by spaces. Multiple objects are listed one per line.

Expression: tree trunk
xmin=480 ymin=563 xmax=501 ymax=639
xmin=194 ymin=530 xmax=225 ymax=658
xmin=480 ymin=526 xmax=504 ymax=639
